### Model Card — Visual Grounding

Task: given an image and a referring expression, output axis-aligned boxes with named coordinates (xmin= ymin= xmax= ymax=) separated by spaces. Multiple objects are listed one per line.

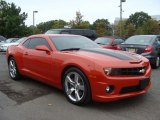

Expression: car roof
xmin=133 ymin=35 xmax=158 ymax=37
xmin=29 ymin=34 xmax=81 ymax=38
xmin=47 ymin=28 xmax=94 ymax=31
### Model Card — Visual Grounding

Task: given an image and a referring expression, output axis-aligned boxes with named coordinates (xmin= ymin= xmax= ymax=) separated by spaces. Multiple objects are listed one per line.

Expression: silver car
xmin=0 ymin=37 xmax=26 ymax=52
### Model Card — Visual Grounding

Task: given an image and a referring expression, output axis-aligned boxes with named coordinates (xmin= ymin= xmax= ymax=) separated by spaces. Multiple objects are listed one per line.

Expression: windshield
xmin=5 ymin=38 xmax=18 ymax=43
xmin=124 ymin=36 xmax=155 ymax=45
xmin=45 ymin=30 xmax=61 ymax=34
xmin=15 ymin=37 xmax=26 ymax=43
xmin=50 ymin=36 xmax=100 ymax=51
xmin=95 ymin=38 xmax=112 ymax=45
xmin=5 ymin=39 xmax=13 ymax=43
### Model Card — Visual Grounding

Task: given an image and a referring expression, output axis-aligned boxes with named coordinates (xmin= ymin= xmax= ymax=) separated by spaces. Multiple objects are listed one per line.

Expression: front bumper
xmin=89 ymin=64 xmax=151 ymax=102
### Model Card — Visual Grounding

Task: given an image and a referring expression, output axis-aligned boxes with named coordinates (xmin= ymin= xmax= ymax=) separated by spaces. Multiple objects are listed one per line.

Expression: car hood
xmin=1 ymin=43 xmax=18 ymax=47
xmin=63 ymin=48 xmax=148 ymax=68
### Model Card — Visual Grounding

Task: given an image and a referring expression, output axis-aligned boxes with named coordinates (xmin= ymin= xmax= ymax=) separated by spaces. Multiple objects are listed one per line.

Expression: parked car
xmin=95 ymin=36 xmax=124 ymax=50
xmin=0 ymin=35 xmax=7 ymax=42
xmin=0 ymin=37 xmax=26 ymax=52
xmin=120 ymin=35 xmax=160 ymax=68
xmin=45 ymin=29 xmax=97 ymax=40
xmin=7 ymin=34 xmax=151 ymax=105
xmin=0 ymin=38 xmax=19 ymax=46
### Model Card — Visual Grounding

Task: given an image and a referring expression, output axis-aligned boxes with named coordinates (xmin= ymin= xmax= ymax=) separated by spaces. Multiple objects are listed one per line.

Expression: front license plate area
xmin=139 ymin=78 xmax=150 ymax=90
xmin=128 ymin=48 xmax=136 ymax=53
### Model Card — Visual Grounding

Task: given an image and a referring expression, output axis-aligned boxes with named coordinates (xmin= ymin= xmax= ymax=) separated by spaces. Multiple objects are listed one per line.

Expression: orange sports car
xmin=6 ymin=34 xmax=151 ymax=105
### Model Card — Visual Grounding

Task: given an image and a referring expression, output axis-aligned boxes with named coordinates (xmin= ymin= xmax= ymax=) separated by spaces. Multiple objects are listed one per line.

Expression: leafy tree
xmin=127 ymin=11 xmax=151 ymax=28
xmin=70 ymin=11 xmax=90 ymax=29
xmin=124 ymin=23 xmax=136 ymax=38
xmin=52 ymin=19 xmax=67 ymax=29
xmin=36 ymin=20 xmax=55 ymax=33
xmin=114 ymin=20 xmax=127 ymax=38
xmin=0 ymin=0 xmax=28 ymax=37
xmin=36 ymin=19 xmax=68 ymax=33
xmin=141 ymin=19 xmax=160 ymax=34
xmin=92 ymin=19 xmax=111 ymax=36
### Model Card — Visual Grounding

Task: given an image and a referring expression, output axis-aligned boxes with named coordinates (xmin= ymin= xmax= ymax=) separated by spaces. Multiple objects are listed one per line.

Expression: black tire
xmin=8 ymin=57 xmax=21 ymax=80
xmin=62 ymin=67 xmax=91 ymax=106
xmin=152 ymin=56 xmax=160 ymax=69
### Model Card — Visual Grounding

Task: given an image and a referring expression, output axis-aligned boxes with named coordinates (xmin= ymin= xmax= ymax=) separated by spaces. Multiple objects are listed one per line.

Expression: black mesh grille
xmin=120 ymin=78 xmax=150 ymax=94
xmin=110 ymin=67 xmax=146 ymax=76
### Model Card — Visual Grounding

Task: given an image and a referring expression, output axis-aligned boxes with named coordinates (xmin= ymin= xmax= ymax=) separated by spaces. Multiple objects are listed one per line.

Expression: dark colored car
xmin=95 ymin=36 xmax=124 ymax=50
xmin=120 ymin=35 xmax=160 ymax=68
xmin=0 ymin=35 xmax=6 ymax=42
xmin=45 ymin=29 xmax=97 ymax=40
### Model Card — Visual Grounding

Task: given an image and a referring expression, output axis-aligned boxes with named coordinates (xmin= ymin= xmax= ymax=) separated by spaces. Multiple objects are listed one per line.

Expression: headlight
xmin=104 ymin=68 xmax=112 ymax=75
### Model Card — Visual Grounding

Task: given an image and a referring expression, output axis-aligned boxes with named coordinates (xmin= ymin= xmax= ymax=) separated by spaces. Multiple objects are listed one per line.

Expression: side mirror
xmin=35 ymin=45 xmax=50 ymax=53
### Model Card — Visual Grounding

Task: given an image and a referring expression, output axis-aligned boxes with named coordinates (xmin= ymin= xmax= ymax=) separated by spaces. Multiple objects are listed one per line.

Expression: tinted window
xmin=61 ymin=30 xmax=69 ymax=34
xmin=5 ymin=38 xmax=18 ymax=43
xmin=28 ymin=38 xmax=51 ymax=50
xmin=115 ymin=39 xmax=124 ymax=44
xmin=23 ymin=39 xmax=30 ymax=48
xmin=45 ymin=30 xmax=61 ymax=34
xmin=95 ymin=38 xmax=112 ymax=45
xmin=16 ymin=37 xmax=27 ymax=43
xmin=70 ymin=30 xmax=83 ymax=35
xmin=50 ymin=36 xmax=100 ymax=51
xmin=124 ymin=36 xmax=155 ymax=45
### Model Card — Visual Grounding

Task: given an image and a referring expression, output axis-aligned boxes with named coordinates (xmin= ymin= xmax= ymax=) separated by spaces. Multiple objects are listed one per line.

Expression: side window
xmin=70 ymin=30 xmax=83 ymax=35
xmin=28 ymin=38 xmax=51 ymax=50
xmin=61 ymin=30 xmax=69 ymax=34
xmin=23 ymin=39 xmax=30 ymax=48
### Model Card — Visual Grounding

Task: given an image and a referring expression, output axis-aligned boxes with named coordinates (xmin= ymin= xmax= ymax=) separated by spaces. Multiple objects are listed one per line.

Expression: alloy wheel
xmin=64 ymin=72 xmax=85 ymax=102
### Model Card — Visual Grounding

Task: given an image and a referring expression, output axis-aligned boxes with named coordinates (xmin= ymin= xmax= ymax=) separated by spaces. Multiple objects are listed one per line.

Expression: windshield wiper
xmin=60 ymin=48 xmax=80 ymax=51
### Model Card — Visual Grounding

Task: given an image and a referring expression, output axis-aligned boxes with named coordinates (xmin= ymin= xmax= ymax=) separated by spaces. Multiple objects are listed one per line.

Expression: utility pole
xmin=120 ymin=0 xmax=126 ymax=37
xmin=33 ymin=11 xmax=38 ymax=27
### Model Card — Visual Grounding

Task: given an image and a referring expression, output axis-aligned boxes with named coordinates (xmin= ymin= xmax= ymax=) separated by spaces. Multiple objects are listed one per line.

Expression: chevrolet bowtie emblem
xmin=139 ymin=69 xmax=145 ymax=73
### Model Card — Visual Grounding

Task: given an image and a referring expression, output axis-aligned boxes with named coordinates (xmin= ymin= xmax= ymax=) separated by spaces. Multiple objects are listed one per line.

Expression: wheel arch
xmin=8 ymin=55 xmax=14 ymax=64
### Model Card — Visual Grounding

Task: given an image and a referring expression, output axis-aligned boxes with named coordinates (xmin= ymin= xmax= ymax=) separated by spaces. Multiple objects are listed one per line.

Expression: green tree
xmin=0 ymin=0 xmax=28 ymax=37
xmin=36 ymin=19 xmax=68 ymax=33
xmin=36 ymin=20 xmax=55 ymax=33
xmin=115 ymin=20 xmax=127 ymax=38
xmin=141 ymin=19 xmax=160 ymax=34
xmin=92 ymin=19 xmax=111 ymax=36
xmin=52 ymin=19 xmax=67 ymax=28
xmin=70 ymin=11 xmax=90 ymax=29
xmin=127 ymin=11 xmax=151 ymax=28
xmin=124 ymin=23 xmax=136 ymax=38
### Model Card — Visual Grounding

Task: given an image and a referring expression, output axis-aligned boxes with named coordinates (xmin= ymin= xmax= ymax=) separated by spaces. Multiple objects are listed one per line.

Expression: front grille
xmin=110 ymin=67 xmax=146 ymax=76
xmin=120 ymin=78 xmax=150 ymax=94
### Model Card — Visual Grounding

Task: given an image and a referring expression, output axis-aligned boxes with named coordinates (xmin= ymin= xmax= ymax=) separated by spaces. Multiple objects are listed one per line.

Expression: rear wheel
xmin=152 ymin=56 xmax=160 ymax=69
xmin=8 ymin=57 xmax=21 ymax=80
xmin=63 ymin=67 xmax=91 ymax=105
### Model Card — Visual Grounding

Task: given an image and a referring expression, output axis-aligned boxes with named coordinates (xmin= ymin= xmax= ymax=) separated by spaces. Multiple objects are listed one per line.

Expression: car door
xmin=23 ymin=37 xmax=53 ymax=82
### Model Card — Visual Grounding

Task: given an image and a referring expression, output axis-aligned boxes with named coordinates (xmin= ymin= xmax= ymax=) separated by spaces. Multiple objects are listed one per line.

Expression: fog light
xmin=106 ymin=85 xmax=114 ymax=93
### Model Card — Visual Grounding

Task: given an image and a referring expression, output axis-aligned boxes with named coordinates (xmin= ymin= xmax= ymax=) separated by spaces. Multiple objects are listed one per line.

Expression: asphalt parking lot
xmin=0 ymin=53 xmax=160 ymax=120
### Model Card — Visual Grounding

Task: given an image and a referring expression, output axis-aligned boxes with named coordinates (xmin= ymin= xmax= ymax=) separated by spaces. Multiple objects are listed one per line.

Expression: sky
xmin=6 ymin=0 xmax=160 ymax=26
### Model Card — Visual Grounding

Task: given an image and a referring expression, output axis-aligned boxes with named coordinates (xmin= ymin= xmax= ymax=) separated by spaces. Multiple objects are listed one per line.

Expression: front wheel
xmin=63 ymin=67 xmax=91 ymax=105
xmin=8 ymin=57 xmax=21 ymax=80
